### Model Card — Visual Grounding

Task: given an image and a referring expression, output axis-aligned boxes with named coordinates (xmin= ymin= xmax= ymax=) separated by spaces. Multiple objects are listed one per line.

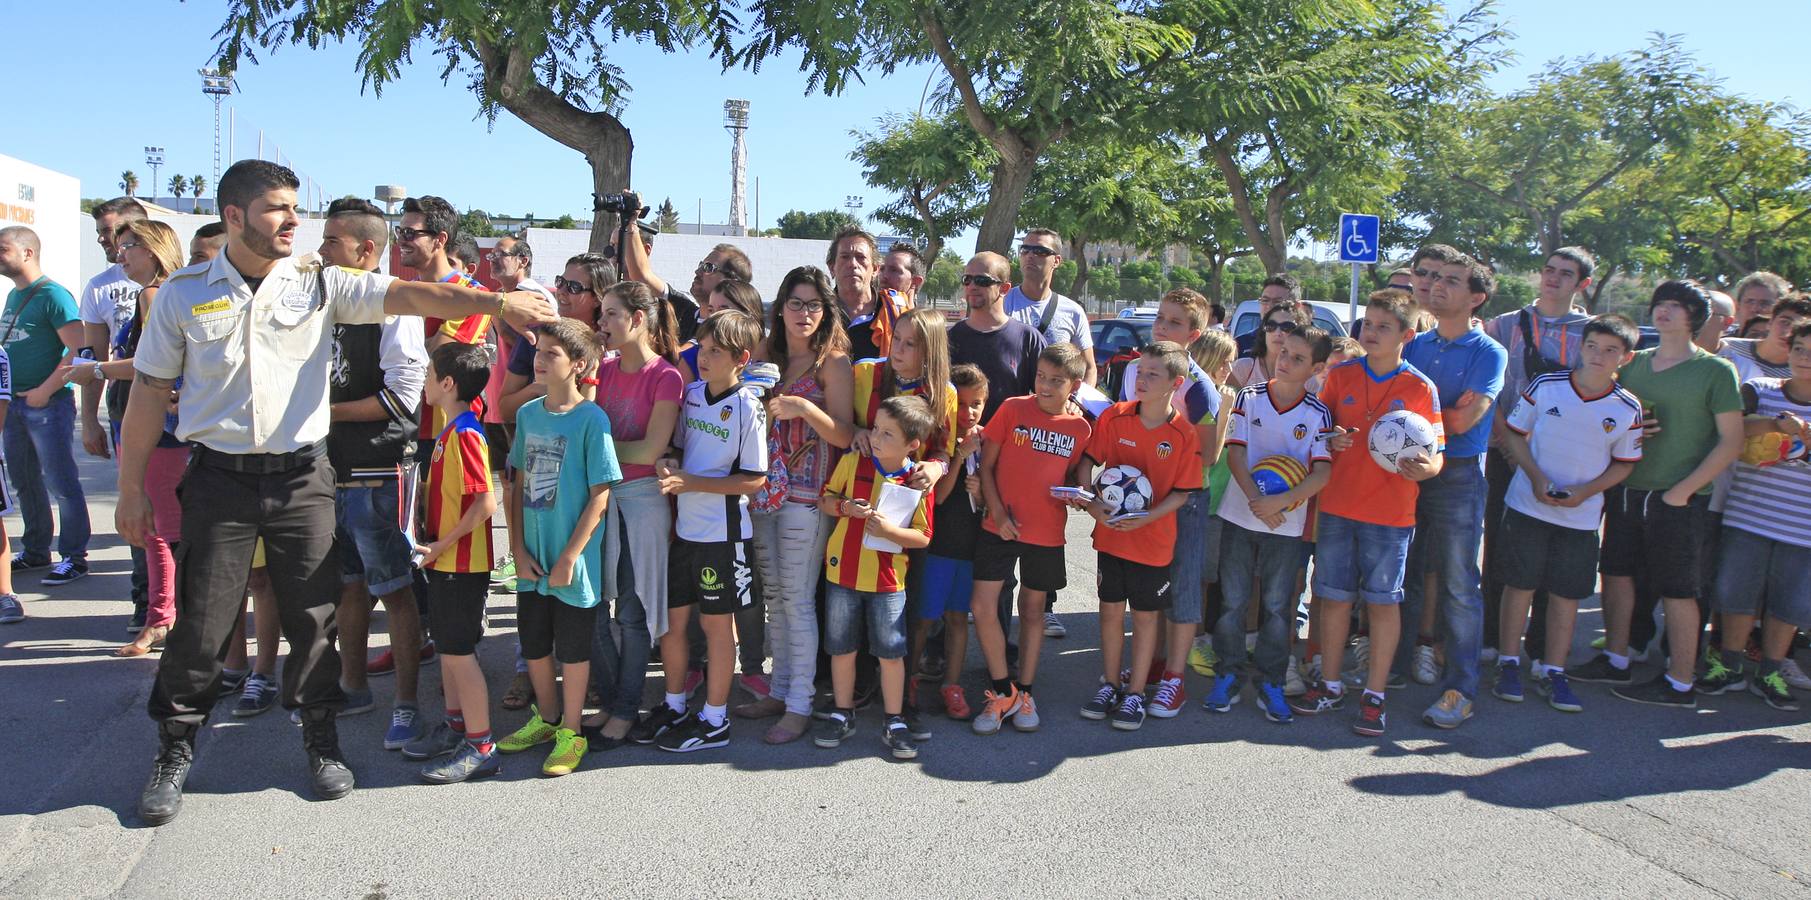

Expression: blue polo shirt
xmin=1404 ymin=325 xmax=1506 ymax=459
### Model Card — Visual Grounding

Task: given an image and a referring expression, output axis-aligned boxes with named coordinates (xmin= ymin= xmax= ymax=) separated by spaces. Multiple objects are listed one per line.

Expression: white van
xmin=1229 ymin=299 xmax=1355 ymax=340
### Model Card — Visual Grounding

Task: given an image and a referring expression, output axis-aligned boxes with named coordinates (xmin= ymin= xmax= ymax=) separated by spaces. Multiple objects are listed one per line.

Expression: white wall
xmin=0 ymin=155 xmax=83 ymax=291
xmin=522 ymin=228 xmax=832 ymax=302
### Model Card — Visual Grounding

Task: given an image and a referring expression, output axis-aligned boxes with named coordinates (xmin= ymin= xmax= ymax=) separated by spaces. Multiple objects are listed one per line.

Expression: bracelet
xmin=495 ymin=291 xmax=509 ymax=318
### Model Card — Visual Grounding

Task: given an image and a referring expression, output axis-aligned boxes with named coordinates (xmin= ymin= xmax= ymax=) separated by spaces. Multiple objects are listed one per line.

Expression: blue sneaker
xmin=1493 ymin=661 xmax=1525 ymax=703
xmin=1257 ymin=681 xmax=1293 ymax=723
xmin=420 ymin=740 xmax=501 ymax=784
xmin=232 ymin=673 xmax=278 ymax=718
xmin=1202 ymin=673 xmax=1242 ymax=713
xmin=383 ymin=705 xmax=423 ymax=750
xmin=1539 ymin=670 xmax=1584 ymax=713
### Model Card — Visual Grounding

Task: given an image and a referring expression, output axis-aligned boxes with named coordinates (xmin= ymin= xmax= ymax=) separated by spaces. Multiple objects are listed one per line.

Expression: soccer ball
xmin=1367 ymin=409 xmax=1439 ymax=473
xmin=1094 ymin=464 xmax=1153 ymax=517
xmin=1250 ymin=455 xmax=1310 ymax=510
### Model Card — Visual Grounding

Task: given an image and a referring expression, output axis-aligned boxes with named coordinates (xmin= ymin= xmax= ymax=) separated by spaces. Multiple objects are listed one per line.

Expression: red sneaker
xmin=683 ymin=666 xmax=704 ymax=696
xmin=941 ymin=684 xmax=972 ymax=720
xmin=367 ymin=641 xmax=437 ymax=677
xmin=1353 ymin=692 xmax=1387 ymax=737
xmin=1149 ymin=675 xmax=1186 ymax=718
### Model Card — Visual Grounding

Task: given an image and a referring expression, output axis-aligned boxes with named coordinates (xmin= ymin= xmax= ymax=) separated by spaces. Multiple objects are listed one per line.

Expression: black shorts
xmin=669 ymin=538 xmax=755 ymax=616
xmin=971 ymin=530 xmax=1067 ymax=592
xmin=1598 ymin=486 xmax=1712 ymax=599
xmin=1097 ymin=551 xmax=1172 ymax=613
xmin=422 ymin=570 xmax=489 ymax=655
xmin=517 ymin=589 xmax=598 ymax=664
xmin=484 ymin=423 xmax=511 ymax=474
xmin=1498 ymin=508 xmax=1599 ymax=600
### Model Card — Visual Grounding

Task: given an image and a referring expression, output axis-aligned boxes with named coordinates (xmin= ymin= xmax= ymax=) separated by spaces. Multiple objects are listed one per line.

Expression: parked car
xmin=1229 ymin=299 xmax=1354 ymax=340
xmin=1117 ymin=306 xmax=1160 ymax=320
xmin=1090 ymin=317 xmax=1153 ymax=368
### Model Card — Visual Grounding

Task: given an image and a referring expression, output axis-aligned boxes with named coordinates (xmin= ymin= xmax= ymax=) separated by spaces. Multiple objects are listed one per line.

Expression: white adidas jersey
xmin=1504 ymin=371 xmax=1643 ymax=531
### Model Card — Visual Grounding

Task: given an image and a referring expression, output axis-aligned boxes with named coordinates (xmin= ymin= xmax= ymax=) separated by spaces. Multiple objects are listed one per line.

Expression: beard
xmin=241 ymin=220 xmax=292 ymax=261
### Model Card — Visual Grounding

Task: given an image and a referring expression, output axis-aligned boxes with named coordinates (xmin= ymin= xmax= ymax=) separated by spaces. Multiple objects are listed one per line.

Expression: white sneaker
xmin=1780 ymin=657 xmax=1811 ymax=691
xmin=1043 ymin=611 xmax=1066 ymax=639
xmin=1412 ymin=645 xmax=1439 ymax=685
xmin=1284 ymin=656 xmax=1307 ymax=696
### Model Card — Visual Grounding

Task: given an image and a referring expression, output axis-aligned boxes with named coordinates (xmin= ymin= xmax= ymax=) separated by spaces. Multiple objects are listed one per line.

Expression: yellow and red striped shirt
xmin=823 ymin=453 xmax=932 ymax=593
xmin=851 ymin=360 xmax=958 ymax=461
xmin=423 ymin=410 xmax=494 ymax=573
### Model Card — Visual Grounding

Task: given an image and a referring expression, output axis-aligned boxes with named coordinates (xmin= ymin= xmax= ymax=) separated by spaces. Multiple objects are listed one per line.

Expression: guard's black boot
xmin=139 ymin=720 xmax=197 ymax=826
xmin=300 ymin=706 xmax=356 ymax=800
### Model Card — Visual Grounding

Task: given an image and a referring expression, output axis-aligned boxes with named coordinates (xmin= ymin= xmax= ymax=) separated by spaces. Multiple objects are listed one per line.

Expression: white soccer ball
xmin=1367 ymin=409 xmax=1439 ymax=473
xmin=1093 ymin=464 xmax=1153 ymax=517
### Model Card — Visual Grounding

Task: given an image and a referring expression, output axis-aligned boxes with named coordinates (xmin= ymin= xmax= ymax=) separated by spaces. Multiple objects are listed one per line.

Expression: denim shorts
xmin=824 ymin=583 xmax=908 ymax=659
xmin=919 ymin=554 xmax=974 ymax=618
xmin=1713 ymin=526 xmax=1811 ymax=626
xmin=1168 ymin=489 xmax=1210 ymax=624
xmin=335 ymin=482 xmax=416 ymax=596
xmin=1311 ymin=512 xmax=1414 ymax=605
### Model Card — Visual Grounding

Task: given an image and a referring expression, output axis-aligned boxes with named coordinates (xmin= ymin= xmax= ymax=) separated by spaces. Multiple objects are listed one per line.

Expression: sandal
xmin=763 ymin=712 xmax=811 ymax=745
xmin=114 ymin=624 xmax=170 ymax=658
xmin=501 ymin=671 xmax=533 ymax=711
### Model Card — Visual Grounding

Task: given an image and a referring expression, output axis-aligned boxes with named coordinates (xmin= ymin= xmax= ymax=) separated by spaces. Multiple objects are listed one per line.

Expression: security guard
xmin=119 ymin=161 xmax=556 ymax=825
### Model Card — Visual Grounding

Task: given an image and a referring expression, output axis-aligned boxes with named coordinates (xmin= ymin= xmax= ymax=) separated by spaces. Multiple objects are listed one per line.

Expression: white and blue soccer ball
xmin=1093 ymin=464 xmax=1153 ymax=516
xmin=1367 ymin=409 xmax=1439 ymax=473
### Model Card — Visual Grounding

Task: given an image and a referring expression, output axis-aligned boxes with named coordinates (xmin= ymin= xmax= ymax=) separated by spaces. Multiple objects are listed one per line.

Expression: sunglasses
xmin=1262 ymin=320 xmax=1301 ymax=334
xmin=117 ymin=240 xmax=142 ymax=252
xmin=961 ymin=274 xmax=1004 ymax=287
xmin=393 ymin=226 xmax=437 ymax=242
xmin=695 ymin=261 xmax=722 ymax=275
xmin=554 ymin=276 xmax=594 ymax=295
xmin=783 ymin=298 xmax=826 ymax=313
xmin=1411 ymin=267 xmax=1435 ymax=279
xmin=1018 ymin=244 xmax=1057 ymax=258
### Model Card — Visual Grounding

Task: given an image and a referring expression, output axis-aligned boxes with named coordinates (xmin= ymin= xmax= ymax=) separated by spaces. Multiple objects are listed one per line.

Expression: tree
xmin=1160 ymin=0 xmax=1489 ymax=274
xmin=120 ymin=170 xmax=138 ymax=197
xmin=920 ymin=250 xmax=968 ymax=305
xmin=1018 ymin=137 xmax=1179 ymax=301
xmin=851 ymin=110 xmax=993 ymax=266
xmin=547 ymin=214 xmax=581 ymax=230
xmin=655 ymin=198 xmax=681 ymax=233
xmin=191 ymin=175 xmax=210 ymax=212
xmin=1652 ymin=100 xmax=1811 ymax=285
xmin=776 ymin=209 xmax=860 ymax=240
xmin=459 ymin=209 xmax=500 ymax=238
xmin=1403 ymin=35 xmax=1713 ymax=263
xmin=169 ymin=174 xmax=190 ymax=204
xmin=213 ymin=2 xmax=828 ymax=252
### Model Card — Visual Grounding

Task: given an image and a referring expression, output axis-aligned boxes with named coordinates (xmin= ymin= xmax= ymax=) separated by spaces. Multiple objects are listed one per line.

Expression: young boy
xmin=1493 ymin=315 xmax=1643 ymax=713
xmin=640 ymin=309 xmax=768 ymax=751
xmin=814 ymin=395 xmax=937 ymax=759
xmin=968 ymin=344 xmax=1092 ymax=735
xmin=1212 ymin=326 xmax=1336 ymax=724
xmin=1571 ymin=281 xmax=1743 ymax=708
xmin=1696 ymin=320 xmax=1811 ymax=711
xmin=919 ymin=364 xmax=988 ymax=719
xmin=406 ymin=343 xmax=501 ymax=782
xmin=499 ymin=319 xmax=621 ymax=776
xmin=1118 ymin=289 xmax=1223 ymax=713
xmin=1082 ymin=341 xmax=1204 ymax=731
xmin=1290 ymin=291 xmax=1444 ymax=737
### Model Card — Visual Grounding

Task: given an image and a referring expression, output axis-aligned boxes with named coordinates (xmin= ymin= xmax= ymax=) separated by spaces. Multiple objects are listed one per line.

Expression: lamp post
xmin=199 ymin=68 xmax=237 ymax=191
xmin=844 ymin=194 xmax=863 ymax=220
xmin=723 ymin=99 xmax=750 ymax=235
xmin=144 ymin=147 xmax=164 ymax=202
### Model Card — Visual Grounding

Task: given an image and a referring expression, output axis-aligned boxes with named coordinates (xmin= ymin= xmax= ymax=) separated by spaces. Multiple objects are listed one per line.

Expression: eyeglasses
xmin=486 ymin=250 xmax=523 ymax=262
xmin=695 ymin=261 xmax=722 ymax=275
xmin=784 ymin=298 xmax=826 ymax=313
xmin=393 ymin=226 xmax=436 ymax=242
xmin=1018 ymin=244 xmax=1058 ymax=258
xmin=1262 ymin=320 xmax=1301 ymax=334
xmin=554 ymin=276 xmax=594 ymax=295
xmin=117 ymin=240 xmax=142 ymax=253
xmin=961 ymin=274 xmax=1004 ymax=287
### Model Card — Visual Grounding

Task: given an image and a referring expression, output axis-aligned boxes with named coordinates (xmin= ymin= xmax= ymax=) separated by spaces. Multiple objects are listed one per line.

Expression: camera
xmin=594 ymin=191 xmax=649 ymax=219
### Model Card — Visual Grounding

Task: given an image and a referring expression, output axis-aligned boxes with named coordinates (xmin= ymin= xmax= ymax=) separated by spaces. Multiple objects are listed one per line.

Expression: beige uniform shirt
xmin=134 ymin=253 xmax=394 ymax=454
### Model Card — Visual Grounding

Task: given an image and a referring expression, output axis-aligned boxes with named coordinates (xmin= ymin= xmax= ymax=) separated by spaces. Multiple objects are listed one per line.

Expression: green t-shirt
xmin=0 ymin=277 xmax=80 ymax=395
xmin=1616 ymin=347 xmax=1742 ymax=494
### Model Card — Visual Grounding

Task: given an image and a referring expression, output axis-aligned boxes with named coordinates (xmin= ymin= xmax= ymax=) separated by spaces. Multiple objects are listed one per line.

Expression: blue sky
xmin=8 ymin=1 xmax=1802 ymax=245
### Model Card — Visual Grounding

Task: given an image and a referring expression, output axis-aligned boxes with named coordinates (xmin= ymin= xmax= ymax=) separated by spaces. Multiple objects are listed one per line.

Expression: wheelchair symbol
xmin=1344 ymin=220 xmax=1371 ymax=260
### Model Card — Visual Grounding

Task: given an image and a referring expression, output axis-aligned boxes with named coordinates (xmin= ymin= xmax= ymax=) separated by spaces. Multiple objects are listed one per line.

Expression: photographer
xmin=606 ymin=191 xmax=756 ymax=346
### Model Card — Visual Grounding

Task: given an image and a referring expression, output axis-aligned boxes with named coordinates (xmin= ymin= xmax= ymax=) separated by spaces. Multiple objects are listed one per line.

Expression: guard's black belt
xmin=195 ymin=440 xmax=326 ymax=474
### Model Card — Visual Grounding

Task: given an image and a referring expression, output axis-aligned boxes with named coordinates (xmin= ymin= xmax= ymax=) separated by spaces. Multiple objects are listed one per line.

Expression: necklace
xmin=1358 ymin=360 xmax=1400 ymax=423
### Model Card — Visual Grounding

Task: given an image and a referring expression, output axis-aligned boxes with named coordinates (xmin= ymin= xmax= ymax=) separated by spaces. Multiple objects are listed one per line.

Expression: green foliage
xmin=920 ymin=250 xmax=967 ymax=304
xmin=459 ymin=209 xmax=500 ymax=238
xmin=655 ymin=197 xmax=681 ymax=233
xmin=547 ymin=214 xmax=580 ymax=230
xmin=776 ymin=209 xmax=861 ymax=240
xmin=852 ymin=110 xmax=993 ymax=261
xmin=119 ymin=170 xmax=138 ymax=197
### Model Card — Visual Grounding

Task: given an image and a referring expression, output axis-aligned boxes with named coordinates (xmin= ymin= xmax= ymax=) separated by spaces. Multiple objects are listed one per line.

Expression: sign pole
xmin=1349 ymin=263 xmax=1361 ymax=325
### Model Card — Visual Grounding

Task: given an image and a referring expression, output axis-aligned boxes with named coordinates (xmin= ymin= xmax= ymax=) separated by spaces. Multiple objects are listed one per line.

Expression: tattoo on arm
xmin=135 ymin=373 xmax=177 ymax=390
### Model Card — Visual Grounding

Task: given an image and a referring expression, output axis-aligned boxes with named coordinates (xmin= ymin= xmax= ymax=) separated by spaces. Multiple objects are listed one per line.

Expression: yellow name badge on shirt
xmin=190 ymin=299 xmax=232 ymax=317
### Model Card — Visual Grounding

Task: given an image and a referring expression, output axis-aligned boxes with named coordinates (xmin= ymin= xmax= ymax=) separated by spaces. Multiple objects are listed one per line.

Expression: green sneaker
xmin=498 ymin=708 xmax=560 ymax=753
xmin=1187 ymin=635 xmax=1217 ymax=677
xmin=1694 ymin=654 xmax=1747 ymax=696
xmin=542 ymin=727 xmax=588 ymax=776
xmin=1751 ymin=670 xmax=1799 ymax=711
xmin=490 ymin=556 xmax=516 ymax=585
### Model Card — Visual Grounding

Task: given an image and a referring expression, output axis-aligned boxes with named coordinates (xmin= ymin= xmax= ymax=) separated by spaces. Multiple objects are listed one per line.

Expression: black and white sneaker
xmin=656 ymin=713 xmax=730 ymax=753
xmin=883 ymin=717 xmax=919 ymax=760
xmin=629 ymin=703 xmax=687 ymax=745
xmin=813 ymin=711 xmax=855 ymax=748
xmin=41 ymin=559 xmax=90 ymax=586
xmin=1612 ymin=675 xmax=1696 ymax=709
xmin=1110 ymin=693 xmax=1146 ymax=731
xmin=902 ymin=706 xmax=932 ymax=742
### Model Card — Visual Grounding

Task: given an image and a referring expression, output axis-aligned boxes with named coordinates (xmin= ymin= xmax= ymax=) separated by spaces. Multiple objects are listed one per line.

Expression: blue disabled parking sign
xmin=1337 ymin=213 xmax=1380 ymax=264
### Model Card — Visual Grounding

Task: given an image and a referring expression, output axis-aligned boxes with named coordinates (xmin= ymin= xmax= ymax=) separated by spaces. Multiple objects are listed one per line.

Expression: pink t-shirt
xmin=595 ymin=355 xmax=686 ymax=482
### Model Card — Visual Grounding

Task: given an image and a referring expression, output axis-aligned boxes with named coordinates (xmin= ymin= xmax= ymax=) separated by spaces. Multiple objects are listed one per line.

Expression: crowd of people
xmin=1 ymin=162 xmax=1807 ymax=827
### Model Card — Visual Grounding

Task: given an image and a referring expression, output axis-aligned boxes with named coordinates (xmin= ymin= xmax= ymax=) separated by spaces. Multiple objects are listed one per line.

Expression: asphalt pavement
xmin=2 ymin=450 xmax=1809 ymax=898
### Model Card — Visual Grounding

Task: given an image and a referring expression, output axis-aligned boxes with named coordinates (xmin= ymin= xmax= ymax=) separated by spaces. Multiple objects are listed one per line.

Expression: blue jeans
xmin=4 ymin=393 xmax=89 ymax=561
xmin=1168 ymin=490 xmax=1210 ymax=624
xmin=1398 ymin=456 xmax=1487 ymax=698
xmin=591 ymin=525 xmax=651 ymax=720
xmin=824 ymin=584 xmax=908 ymax=659
xmin=1214 ymin=521 xmax=1305 ymax=683
xmin=1312 ymin=514 xmax=1413 ymax=606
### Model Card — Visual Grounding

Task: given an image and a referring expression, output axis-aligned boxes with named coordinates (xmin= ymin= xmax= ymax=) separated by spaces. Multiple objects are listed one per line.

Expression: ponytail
xmin=603 ymin=280 xmax=682 ymax=366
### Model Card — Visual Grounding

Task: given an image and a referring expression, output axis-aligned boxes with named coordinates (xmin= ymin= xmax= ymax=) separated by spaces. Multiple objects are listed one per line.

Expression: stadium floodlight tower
xmin=199 ymin=67 xmax=237 ymax=185
xmin=144 ymin=147 xmax=165 ymax=199
xmin=724 ymin=99 xmax=751 ymax=234
xmin=375 ymin=185 xmax=407 ymax=216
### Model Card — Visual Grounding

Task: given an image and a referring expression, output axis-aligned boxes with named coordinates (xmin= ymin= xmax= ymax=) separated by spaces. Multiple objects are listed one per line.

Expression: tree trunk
xmin=974 ymin=155 xmax=1035 ymax=257
xmin=476 ymin=39 xmax=633 ymax=252
xmin=1206 ymin=254 xmax=1227 ymax=304
xmin=1067 ymin=234 xmax=1092 ymax=309
xmin=1206 ymin=134 xmax=1287 ymax=274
